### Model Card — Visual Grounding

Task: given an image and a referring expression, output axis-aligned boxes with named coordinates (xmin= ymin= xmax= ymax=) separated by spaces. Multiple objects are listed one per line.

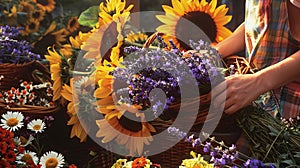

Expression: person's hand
xmin=211 ymin=73 xmax=265 ymax=114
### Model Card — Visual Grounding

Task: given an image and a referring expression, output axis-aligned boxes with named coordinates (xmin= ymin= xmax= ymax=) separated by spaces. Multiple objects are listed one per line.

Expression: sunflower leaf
xmin=78 ymin=6 xmax=100 ymax=27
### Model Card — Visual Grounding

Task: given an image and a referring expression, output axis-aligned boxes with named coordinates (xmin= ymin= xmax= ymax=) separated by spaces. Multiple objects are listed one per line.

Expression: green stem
xmin=263 ymin=128 xmax=284 ymax=162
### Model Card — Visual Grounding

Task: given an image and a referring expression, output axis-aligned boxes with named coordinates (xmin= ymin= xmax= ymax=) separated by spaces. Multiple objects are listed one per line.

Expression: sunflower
xmin=98 ymin=0 xmax=134 ymax=26
xmin=21 ymin=18 xmax=40 ymax=36
xmin=45 ymin=47 xmax=64 ymax=101
xmin=33 ymin=22 xmax=67 ymax=54
xmin=82 ymin=0 xmax=132 ymax=61
xmin=33 ymin=0 xmax=56 ymax=13
xmin=67 ymin=16 xmax=79 ymax=34
xmin=39 ymin=151 xmax=65 ymax=168
xmin=96 ymin=112 xmax=155 ymax=155
xmin=3 ymin=5 xmax=18 ymax=25
xmin=61 ymin=78 xmax=87 ymax=142
xmin=156 ymin=0 xmax=232 ymax=49
xmin=16 ymin=150 xmax=39 ymax=165
xmin=19 ymin=1 xmax=35 ymax=14
xmin=27 ymin=119 xmax=46 ymax=133
xmin=0 ymin=111 xmax=24 ymax=132
xmin=30 ymin=6 xmax=46 ymax=21
xmin=125 ymin=31 xmax=148 ymax=44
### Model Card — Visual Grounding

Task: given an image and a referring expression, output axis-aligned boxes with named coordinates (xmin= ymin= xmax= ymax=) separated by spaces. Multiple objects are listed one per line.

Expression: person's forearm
xmin=255 ymin=50 xmax=300 ymax=93
xmin=215 ymin=23 xmax=245 ymax=58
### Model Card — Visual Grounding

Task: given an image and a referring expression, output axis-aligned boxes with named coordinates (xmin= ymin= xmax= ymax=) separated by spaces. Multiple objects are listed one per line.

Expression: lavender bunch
xmin=113 ymin=38 xmax=224 ymax=118
xmin=0 ymin=26 xmax=41 ymax=63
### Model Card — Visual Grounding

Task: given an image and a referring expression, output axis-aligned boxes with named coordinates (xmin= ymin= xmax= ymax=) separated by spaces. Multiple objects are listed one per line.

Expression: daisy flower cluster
xmin=0 ymin=25 xmax=41 ymax=63
xmin=111 ymin=157 xmax=161 ymax=168
xmin=0 ymin=81 xmax=54 ymax=108
xmin=0 ymin=110 xmax=75 ymax=168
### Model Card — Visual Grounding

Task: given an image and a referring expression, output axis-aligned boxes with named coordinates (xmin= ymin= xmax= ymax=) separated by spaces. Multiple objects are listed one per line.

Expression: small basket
xmin=0 ymin=60 xmax=60 ymax=114
xmin=141 ymin=32 xmax=252 ymax=167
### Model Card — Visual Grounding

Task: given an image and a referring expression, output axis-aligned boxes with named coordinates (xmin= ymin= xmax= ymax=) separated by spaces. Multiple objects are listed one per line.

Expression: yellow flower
xmin=21 ymin=18 xmax=40 ymax=36
xmin=180 ymin=151 xmax=214 ymax=168
xmin=30 ymin=6 xmax=45 ymax=21
xmin=96 ymin=112 xmax=155 ymax=155
xmin=61 ymin=78 xmax=87 ymax=142
xmin=67 ymin=16 xmax=80 ymax=34
xmin=45 ymin=47 xmax=63 ymax=101
xmin=19 ymin=1 xmax=35 ymax=14
xmin=32 ymin=22 xmax=67 ymax=54
xmin=33 ymin=0 xmax=56 ymax=13
xmin=125 ymin=31 xmax=148 ymax=44
xmin=98 ymin=0 xmax=134 ymax=26
xmin=156 ymin=0 xmax=232 ymax=49
xmin=82 ymin=0 xmax=132 ymax=61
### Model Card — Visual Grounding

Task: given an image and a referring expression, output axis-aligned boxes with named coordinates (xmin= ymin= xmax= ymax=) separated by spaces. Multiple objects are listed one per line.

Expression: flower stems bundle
xmin=235 ymin=106 xmax=300 ymax=167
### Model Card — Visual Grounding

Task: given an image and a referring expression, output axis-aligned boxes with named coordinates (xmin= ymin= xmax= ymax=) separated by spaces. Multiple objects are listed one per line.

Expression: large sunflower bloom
xmin=96 ymin=111 xmax=155 ymax=155
xmin=61 ymin=78 xmax=87 ymax=142
xmin=45 ymin=47 xmax=63 ymax=101
xmin=82 ymin=0 xmax=132 ymax=61
xmin=156 ymin=0 xmax=232 ymax=49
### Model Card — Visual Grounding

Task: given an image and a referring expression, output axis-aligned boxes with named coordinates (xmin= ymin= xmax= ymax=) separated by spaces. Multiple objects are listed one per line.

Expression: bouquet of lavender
xmin=0 ymin=26 xmax=40 ymax=63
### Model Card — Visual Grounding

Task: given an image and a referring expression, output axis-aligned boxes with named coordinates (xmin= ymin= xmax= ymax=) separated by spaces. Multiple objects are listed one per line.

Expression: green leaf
xmin=294 ymin=152 xmax=300 ymax=158
xmin=282 ymin=159 xmax=294 ymax=165
xmin=78 ymin=6 xmax=99 ymax=27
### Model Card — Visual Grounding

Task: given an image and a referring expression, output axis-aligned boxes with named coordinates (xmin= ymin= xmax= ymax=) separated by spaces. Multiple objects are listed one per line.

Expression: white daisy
xmin=0 ymin=111 xmax=24 ymax=131
xmin=39 ymin=151 xmax=65 ymax=168
xmin=16 ymin=150 xmax=39 ymax=165
xmin=27 ymin=119 xmax=46 ymax=133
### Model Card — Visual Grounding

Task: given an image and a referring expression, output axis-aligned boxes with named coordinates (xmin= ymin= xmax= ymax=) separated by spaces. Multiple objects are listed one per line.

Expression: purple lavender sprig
xmin=0 ymin=26 xmax=41 ymax=63
xmin=167 ymin=126 xmax=276 ymax=168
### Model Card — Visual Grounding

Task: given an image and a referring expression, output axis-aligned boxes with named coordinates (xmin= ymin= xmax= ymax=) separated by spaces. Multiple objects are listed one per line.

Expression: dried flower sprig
xmin=0 ymin=81 xmax=54 ymax=108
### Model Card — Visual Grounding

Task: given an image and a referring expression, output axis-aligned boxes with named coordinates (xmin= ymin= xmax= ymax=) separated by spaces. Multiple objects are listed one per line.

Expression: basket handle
xmin=143 ymin=32 xmax=165 ymax=49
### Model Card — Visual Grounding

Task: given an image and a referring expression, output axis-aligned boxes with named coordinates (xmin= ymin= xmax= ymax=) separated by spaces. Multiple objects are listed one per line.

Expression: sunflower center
xmin=29 ymin=22 xmax=37 ymax=30
xmin=45 ymin=158 xmax=58 ymax=168
xmin=21 ymin=154 xmax=33 ymax=162
xmin=119 ymin=112 xmax=142 ymax=132
xmin=33 ymin=125 xmax=41 ymax=130
xmin=69 ymin=19 xmax=77 ymax=28
xmin=32 ymin=11 xmax=41 ymax=19
xmin=176 ymin=11 xmax=217 ymax=49
xmin=7 ymin=118 xmax=19 ymax=127
xmin=37 ymin=0 xmax=49 ymax=6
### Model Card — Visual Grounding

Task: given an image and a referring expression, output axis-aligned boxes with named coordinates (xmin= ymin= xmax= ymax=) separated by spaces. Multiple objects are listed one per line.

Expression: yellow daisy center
xmin=7 ymin=118 xmax=19 ymax=127
xmin=20 ymin=136 xmax=28 ymax=145
xmin=33 ymin=125 xmax=41 ymax=130
xmin=45 ymin=158 xmax=58 ymax=168
xmin=21 ymin=154 xmax=33 ymax=162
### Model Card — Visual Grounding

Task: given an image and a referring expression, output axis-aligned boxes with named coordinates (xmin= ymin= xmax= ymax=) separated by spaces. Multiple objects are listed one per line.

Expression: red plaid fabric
xmin=245 ymin=0 xmax=300 ymax=118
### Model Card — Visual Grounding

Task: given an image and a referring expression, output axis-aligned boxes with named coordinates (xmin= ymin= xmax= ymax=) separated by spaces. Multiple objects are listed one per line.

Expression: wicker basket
xmin=0 ymin=61 xmax=60 ymax=114
xmin=140 ymin=32 xmax=252 ymax=167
